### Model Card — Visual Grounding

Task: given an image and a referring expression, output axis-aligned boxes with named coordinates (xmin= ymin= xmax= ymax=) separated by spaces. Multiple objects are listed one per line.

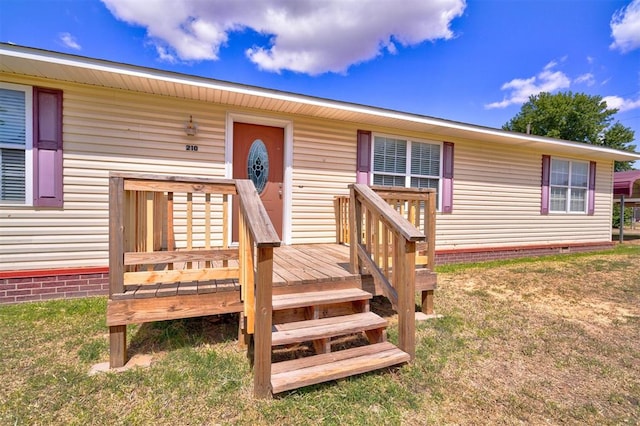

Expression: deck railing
xmin=235 ymin=180 xmax=280 ymax=398
xmin=108 ymin=173 xmax=279 ymax=397
xmin=335 ymin=185 xmax=436 ymax=272
xmin=348 ymin=184 xmax=427 ymax=359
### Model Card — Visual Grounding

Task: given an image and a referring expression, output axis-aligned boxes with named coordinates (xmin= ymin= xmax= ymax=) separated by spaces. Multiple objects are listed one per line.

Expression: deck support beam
xmin=421 ymin=290 xmax=434 ymax=315
xmin=109 ymin=325 xmax=127 ymax=368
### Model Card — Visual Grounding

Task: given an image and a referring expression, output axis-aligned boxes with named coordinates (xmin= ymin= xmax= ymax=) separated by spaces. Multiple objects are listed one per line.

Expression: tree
xmin=503 ymin=92 xmax=636 ymax=171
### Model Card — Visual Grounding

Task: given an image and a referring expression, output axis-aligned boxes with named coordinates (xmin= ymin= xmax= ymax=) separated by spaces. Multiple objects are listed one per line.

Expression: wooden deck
xmin=109 ymin=243 xmax=435 ymax=304
xmin=110 ymin=244 xmax=354 ymax=299
xmin=106 ymin=244 xmax=355 ymax=325
xmin=107 ymin=173 xmax=438 ymax=397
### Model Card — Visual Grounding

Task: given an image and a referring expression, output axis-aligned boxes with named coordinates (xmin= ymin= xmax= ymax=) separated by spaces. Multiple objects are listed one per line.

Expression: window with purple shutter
xmin=361 ymin=130 xmax=454 ymax=212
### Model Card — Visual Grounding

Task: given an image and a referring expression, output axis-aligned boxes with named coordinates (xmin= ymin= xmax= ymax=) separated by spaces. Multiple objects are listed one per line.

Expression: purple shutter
xmin=441 ymin=142 xmax=454 ymax=213
xmin=587 ymin=161 xmax=596 ymax=216
xmin=356 ymin=130 xmax=371 ymax=184
xmin=33 ymin=87 xmax=63 ymax=207
xmin=541 ymin=155 xmax=550 ymax=215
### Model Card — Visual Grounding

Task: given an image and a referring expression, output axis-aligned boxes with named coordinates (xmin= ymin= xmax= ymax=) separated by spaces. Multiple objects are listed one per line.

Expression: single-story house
xmin=1 ymin=43 xmax=639 ymax=304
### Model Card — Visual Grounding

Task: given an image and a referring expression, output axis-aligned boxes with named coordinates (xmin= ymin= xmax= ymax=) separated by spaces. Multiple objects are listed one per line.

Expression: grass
xmin=1 ymin=244 xmax=639 ymax=425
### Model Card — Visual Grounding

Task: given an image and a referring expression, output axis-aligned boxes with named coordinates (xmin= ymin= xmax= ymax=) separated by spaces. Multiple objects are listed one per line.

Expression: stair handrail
xmin=335 ymin=186 xmax=436 ymax=272
xmin=235 ymin=179 xmax=280 ymax=398
xmin=349 ymin=183 xmax=425 ymax=360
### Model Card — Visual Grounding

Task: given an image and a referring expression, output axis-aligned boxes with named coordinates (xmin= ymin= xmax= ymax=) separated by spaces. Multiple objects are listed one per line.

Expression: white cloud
xmin=485 ymin=61 xmax=571 ymax=109
xmin=59 ymin=32 xmax=81 ymax=50
xmin=100 ymin=0 xmax=466 ymax=74
xmin=610 ymin=0 xmax=640 ymax=53
xmin=603 ymin=95 xmax=640 ymax=112
xmin=574 ymin=73 xmax=595 ymax=86
xmin=154 ymin=45 xmax=177 ymax=63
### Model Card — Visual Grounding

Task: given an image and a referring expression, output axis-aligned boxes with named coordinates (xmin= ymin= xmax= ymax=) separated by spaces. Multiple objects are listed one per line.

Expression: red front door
xmin=232 ymin=122 xmax=284 ymax=241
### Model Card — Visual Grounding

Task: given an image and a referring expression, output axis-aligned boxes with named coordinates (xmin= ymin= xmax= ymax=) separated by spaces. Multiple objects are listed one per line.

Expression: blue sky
xmin=2 ymin=0 xmax=639 ymax=163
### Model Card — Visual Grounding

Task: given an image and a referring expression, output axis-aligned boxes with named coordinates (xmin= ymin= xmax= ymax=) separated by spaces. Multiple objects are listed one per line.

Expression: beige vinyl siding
xmin=0 ymin=76 xmax=229 ymax=271
xmin=290 ymin=118 xmax=355 ymax=244
xmin=288 ymin=121 xmax=614 ymax=248
xmin=0 ymin=73 xmax=617 ymax=272
xmin=435 ymin=139 xmax=614 ymax=249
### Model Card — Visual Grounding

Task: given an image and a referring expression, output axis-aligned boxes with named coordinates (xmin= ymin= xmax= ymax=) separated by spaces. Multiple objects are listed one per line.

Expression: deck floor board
xmin=113 ymin=244 xmax=357 ymax=299
xmin=273 ymin=245 xmax=354 ymax=285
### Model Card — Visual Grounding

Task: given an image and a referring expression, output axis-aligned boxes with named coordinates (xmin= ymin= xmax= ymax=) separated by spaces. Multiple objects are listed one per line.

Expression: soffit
xmin=2 ymin=44 xmax=639 ymax=162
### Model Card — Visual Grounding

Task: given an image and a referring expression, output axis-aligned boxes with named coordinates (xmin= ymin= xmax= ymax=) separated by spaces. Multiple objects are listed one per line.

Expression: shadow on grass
xmin=370 ymin=294 xmax=424 ymax=317
xmin=127 ymin=313 xmax=240 ymax=357
xmin=124 ymin=295 xmax=414 ymax=363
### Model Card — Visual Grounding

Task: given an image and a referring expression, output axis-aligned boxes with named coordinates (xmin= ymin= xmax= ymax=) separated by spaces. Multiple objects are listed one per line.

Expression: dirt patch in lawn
xmin=428 ymin=249 xmax=640 ymax=424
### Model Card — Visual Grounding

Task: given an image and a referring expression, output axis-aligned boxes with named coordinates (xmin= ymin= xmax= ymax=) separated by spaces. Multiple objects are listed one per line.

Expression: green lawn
xmin=2 ymin=245 xmax=639 ymax=425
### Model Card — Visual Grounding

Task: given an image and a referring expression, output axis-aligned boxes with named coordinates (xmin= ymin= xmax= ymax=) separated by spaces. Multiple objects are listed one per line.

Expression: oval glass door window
xmin=247 ymin=139 xmax=269 ymax=194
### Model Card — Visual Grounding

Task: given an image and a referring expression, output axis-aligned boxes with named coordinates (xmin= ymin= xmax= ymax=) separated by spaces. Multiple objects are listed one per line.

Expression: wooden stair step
xmin=272 ymin=312 xmax=386 ymax=346
xmin=271 ymin=341 xmax=410 ymax=393
xmin=272 ymin=288 xmax=372 ymax=311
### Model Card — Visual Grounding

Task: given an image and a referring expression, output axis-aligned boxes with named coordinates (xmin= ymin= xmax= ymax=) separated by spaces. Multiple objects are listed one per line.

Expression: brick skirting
xmin=0 ymin=268 xmax=109 ymax=304
xmin=435 ymin=241 xmax=616 ymax=265
xmin=0 ymin=241 xmax=617 ymax=304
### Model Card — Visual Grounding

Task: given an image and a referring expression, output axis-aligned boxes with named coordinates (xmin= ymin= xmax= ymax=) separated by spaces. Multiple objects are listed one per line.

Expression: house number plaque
xmin=185 ymin=144 xmax=199 ymax=151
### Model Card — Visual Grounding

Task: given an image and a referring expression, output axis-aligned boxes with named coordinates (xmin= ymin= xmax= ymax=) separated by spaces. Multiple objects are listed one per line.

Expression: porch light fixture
xmin=185 ymin=115 xmax=198 ymax=136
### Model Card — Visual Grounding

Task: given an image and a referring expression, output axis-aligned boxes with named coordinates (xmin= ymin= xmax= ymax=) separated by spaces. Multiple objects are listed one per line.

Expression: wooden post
xmin=253 ymin=246 xmax=273 ymax=399
xmin=244 ymin=232 xmax=255 ymax=335
xmin=166 ymin=192 xmax=174 ymax=270
xmin=222 ymin=194 xmax=229 ymax=267
xmin=205 ymin=193 xmax=211 ymax=268
xmin=153 ymin=192 xmax=165 ymax=251
xmin=396 ymin=238 xmax=416 ymax=360
xmin=349 ymin=186 xmax=360 ymax=274
xmin=342 ymin=197 xmax=350 ymax=244
xmin=409 ymin=200 xmax=417 ymax=228
xmin=145 ymin=192 xmax=154 ymax=271
xmin=365 ymin=207 xmax=372 ymax=255
xmin=427 ymin=192 xmax=436 ymax=272
xmin=620 ymin=195 xmax=625 ymax=243
xmin=109 ymin=325 xmax=127 ymax=368
xmin=421 ymin=290 xmax=435 ymax=315
xmin=334 ymin=197 xmax=340 ymax=244
xmin=383 ymin=226 xmax=390 ymax=276
xmin=186 ymin=192 xmax=193 ymax=269
xmin=108 ymin=175 xmax=127 ymax=368
xmin=238 ymin=208 xmax=247 ymax=343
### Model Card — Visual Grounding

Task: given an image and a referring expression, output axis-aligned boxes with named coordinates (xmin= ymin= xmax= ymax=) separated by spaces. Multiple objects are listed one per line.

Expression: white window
xmin=372 ymin=135 xmax=441 ymax=205
xmin=0 ymin=82 xmax=33 ymax=204
xmin=549 ymin=158 xmax=589 ymax=213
